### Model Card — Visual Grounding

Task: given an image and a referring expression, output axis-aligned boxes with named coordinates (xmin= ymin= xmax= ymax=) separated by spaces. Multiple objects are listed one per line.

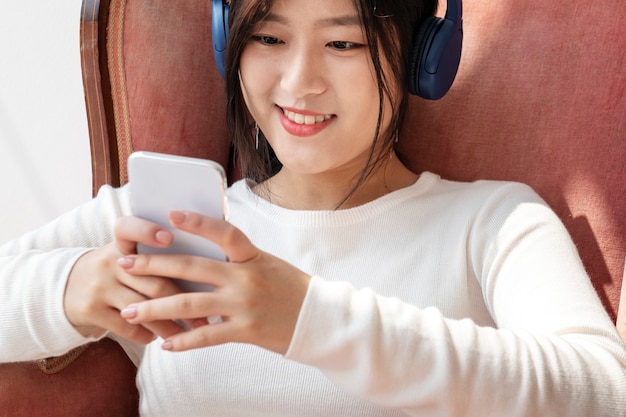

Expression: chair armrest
xmin=0 ymin=338 xmax=139 ymax=417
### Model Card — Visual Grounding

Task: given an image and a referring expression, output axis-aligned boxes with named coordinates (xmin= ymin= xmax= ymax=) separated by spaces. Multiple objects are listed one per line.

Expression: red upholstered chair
xmin=0 ymin=0 xmax=624 ymax=415
xmin=82 ymin=0 xmax=232 ymax=191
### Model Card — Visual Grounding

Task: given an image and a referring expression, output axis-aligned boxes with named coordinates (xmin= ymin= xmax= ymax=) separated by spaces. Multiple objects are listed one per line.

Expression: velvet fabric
xmin=109 ymin=0 xmax=230 ymax=185
xmin=0 ymin=339 xmax=138 ymax=417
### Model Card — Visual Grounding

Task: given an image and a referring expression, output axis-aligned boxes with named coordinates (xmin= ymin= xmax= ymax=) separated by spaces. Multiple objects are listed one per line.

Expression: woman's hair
xmin=225 ymin=0 xmax=438 ymax=190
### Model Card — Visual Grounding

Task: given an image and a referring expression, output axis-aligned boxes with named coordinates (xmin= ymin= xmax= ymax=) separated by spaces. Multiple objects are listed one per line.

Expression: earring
xmin=255 ymin=123 xmax=260 ymax=150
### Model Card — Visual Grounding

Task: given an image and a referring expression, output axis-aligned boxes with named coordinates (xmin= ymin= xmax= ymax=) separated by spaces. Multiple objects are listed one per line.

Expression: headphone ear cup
xmin=408 ymin=15 xmax=462 ymax=100
xmin=408 ymin=16 xmax=440 ymax=98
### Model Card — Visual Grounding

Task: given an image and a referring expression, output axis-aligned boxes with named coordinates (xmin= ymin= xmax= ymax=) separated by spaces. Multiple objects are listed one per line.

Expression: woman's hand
xmin=64 ymin=216 xmax=185 ymax=343
xmin=118 ymin=211 xmax=312 ymax=355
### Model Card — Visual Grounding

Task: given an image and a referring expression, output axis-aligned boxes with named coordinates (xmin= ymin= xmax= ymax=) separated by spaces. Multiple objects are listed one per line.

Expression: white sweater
xmin=1 ymin=172 xmax=625 ymax=417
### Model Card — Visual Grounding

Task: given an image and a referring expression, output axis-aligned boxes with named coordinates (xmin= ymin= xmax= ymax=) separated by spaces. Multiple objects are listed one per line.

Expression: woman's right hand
xmin=63 ymin=216 xmax=185 ymax=344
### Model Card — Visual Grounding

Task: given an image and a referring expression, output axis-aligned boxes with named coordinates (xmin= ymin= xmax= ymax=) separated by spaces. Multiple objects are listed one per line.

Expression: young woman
xmin=1 ymin=0 xmax=625 ymax=416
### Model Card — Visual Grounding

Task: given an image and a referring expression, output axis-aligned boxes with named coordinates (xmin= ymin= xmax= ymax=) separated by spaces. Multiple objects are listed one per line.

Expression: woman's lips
xmin=277 ymin=106 xmax=335 ymax=137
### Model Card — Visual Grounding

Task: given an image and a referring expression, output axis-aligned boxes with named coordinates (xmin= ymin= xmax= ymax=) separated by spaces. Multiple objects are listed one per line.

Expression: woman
xmin=1 ymin=0 xmax=625 ymax=415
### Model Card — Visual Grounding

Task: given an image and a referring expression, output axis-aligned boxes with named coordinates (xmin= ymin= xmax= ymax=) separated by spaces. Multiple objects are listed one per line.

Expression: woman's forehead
xmin=249 ymin=0 xmax=368 ymax=44
xmin=261 ymin=0 xmax=361 ymax=20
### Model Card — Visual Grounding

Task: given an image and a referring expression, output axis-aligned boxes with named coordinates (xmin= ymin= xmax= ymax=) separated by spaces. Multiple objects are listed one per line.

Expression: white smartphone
xmin=128 ymin=151 xmax=228 ymax=292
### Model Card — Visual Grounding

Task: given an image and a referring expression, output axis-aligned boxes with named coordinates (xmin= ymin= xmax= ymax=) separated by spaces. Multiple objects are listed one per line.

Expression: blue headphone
xmin=212 ymin=0 xmax=462 ymax=100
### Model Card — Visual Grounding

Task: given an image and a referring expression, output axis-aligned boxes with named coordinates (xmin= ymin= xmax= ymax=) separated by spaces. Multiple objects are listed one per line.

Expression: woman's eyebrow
xmin=315 ymin=14 xmax=361 ymax=28
xmin=263 ymin=13 xmax=361 ymax=28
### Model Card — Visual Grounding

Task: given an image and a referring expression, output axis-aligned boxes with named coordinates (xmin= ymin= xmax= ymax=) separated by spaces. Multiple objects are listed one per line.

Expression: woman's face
xmin=239 ymin=0 xmax=393 ymax=179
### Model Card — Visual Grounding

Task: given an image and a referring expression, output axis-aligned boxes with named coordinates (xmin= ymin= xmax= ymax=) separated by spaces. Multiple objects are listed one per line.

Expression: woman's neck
xmin=252 ymin=153 xmax=419 ymax=210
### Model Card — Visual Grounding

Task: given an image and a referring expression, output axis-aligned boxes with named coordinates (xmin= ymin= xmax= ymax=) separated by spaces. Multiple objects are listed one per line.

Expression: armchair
xmin=1 ymin=0 xmax=624 ymax=415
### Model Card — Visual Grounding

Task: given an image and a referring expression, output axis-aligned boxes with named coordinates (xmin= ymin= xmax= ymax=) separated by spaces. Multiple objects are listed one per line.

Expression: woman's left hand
xmin=118 ymin=210 xmax=311 ymax=355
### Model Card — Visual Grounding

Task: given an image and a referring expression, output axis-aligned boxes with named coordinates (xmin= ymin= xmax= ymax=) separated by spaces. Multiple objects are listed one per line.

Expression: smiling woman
xmin=232 ymin=0 xmax=422 ymax=210
xmin=237 ymin=1 xmax=401 ymax=208
xmin=1 ymin=0 xmax=626 ymax=416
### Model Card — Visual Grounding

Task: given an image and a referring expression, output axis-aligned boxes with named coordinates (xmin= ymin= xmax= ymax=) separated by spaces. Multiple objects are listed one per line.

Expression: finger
xmin=114 ymin=216 xmax=173 ymax=254
xmin=110 ymin=314 xmax=184 ymax=344
xmin=130 ymin=317 xmax=185 ymax=342
xmin=117 ymin=255 xmax=186 ymax=298
xmin=119 ymin=252 xmax=230 ymax=289
xmin=99 ymin=307 xmax=157 ymax=344
xmin=101 ymin=284 xmax=186 ymax=342
xmin=113 ymin=306 xmax=186 ymax=343
xmin=169 ymin=211 xmax=257 ymax=263
xmin=160 ymin=321 xmax=236 ymax=352
xmin=122 ymin=293 xmax=227 ymax=324
xmin=121 ymin=294 xmax=217 ymax=339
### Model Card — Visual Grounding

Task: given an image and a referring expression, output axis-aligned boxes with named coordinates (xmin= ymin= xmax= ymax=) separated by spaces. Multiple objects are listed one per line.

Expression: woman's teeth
xmin=283 ymin=109 xmax=332 ymax=125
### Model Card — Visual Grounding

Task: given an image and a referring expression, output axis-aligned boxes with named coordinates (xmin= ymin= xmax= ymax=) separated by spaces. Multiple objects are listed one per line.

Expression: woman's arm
xmin=0 ymin=185 xmax=181 ymax=362
xmin=285 ymin=198 xmax=626 ymax=416
xmin=0 ymin=186 xmax=121 ymax=361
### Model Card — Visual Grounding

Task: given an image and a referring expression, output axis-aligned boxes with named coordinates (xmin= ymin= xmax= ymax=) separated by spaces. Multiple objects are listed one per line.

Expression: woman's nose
xmin=279 ymin=48 xmax=327 ymax=98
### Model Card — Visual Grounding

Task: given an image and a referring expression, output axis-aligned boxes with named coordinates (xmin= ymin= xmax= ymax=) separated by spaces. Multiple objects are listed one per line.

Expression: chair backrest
xmin=83 ymin=0 xmax=232 ymax=192
xmin=85 ymin=0 xmax=625 ymax=321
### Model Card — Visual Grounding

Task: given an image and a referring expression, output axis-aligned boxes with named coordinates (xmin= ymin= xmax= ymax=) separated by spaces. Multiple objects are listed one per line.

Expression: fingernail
xmin=169 ymin=211 xmax=187 ymax=225
xmin=161 ymin=339 xmax=173 ymax=351
xmin=120 ymin=305 xmax=138 ymax=319
xmin=155 ymin=230 xmax=171 ymax=244
xmin=118 ymin=255 xmax=136 ymax=268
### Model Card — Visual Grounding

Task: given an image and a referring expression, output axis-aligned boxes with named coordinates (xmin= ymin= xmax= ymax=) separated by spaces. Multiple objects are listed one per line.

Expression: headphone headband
xmin=212 ymin=0 xmax=229 ymax=78
xmin=211 ymin=0 xmax=463 ymax=100
xmin=445 ymin=0 xmax=462 ymax=22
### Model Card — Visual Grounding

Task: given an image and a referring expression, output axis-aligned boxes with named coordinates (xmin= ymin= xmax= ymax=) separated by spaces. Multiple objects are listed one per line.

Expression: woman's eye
xmin=252 ymin=35 xmax=281 ymax=45
xmin=328 ymin=41 xmax=362 ymax=51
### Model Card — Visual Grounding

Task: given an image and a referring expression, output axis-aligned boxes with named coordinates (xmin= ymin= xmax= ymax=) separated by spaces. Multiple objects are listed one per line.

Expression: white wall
xmin=0 ymin=1 xmax=92 ymax=244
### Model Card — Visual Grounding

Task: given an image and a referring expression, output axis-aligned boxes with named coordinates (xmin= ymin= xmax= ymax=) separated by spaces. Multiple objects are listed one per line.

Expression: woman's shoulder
xmin=398 ymin=172 xmax=552 ymax=230
xmin=420 ymin=172 xmax=545 ymax=205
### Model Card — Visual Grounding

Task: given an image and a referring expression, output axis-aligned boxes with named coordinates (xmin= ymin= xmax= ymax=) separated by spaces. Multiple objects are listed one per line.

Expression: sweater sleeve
xmin=285 ymin=184 xmax=626 ymax=417
xmin=0 ymin=185 xmax=131 ymax=362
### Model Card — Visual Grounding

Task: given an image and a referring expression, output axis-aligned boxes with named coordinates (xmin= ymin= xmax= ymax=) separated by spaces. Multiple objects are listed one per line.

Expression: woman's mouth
xmin=278 ymin=106 xmax=335 ymax=137
xmin=282 ymin=108 xmax=333 ymax=125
